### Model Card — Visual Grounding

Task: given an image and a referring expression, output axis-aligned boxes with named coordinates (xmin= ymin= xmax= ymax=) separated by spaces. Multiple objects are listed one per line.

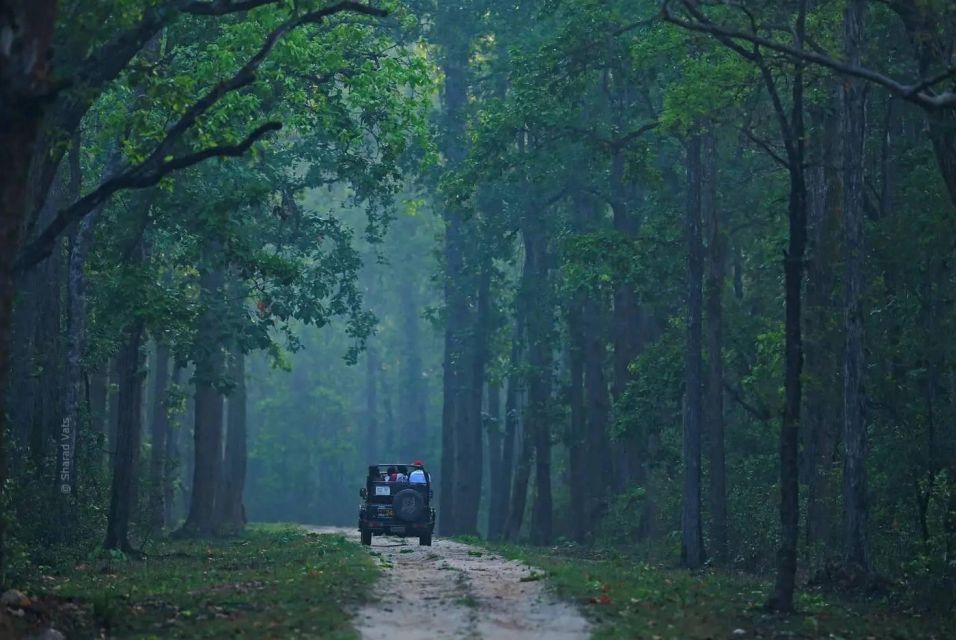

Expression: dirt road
xmin=311 ymin=528 xmax=591 ymax=640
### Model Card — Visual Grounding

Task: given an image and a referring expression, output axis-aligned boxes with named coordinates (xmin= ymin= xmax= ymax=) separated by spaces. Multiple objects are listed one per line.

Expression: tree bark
xmin=398 ymin=276 xmax=427 ymax=461
xmin=609 ymin=145 xmax=642 ymax=491
xmin=887 ymin=1 xmax=956 ymax=208
xmin=841 ymin=0 xmax=868 ymax=573
xmin=503 ymin=286 xmax=530 ymax=542
xmin=486 ymin=383 xmax=505 ymax=538
xmin=62 ymin=129 xmax=127 ymax=496
xmin=702 ymin=131 xmax=727 ymax=563
xmin=88 ymin=368 xmax=109 ymax=454
xmin=455 ymin=258 xmax=491 ymax=536
xmin=495 ymin=330 xmax=521 ymax=541
xmin=104 ymin=320 xmax=146 ymax=550
xmin=0 ymin=14 xmax=60 ymax=568
xmin=503 ymin=406 xmax=532 ymax=542
xmin=769 ymin=1 xmax=809 ymax=612
xmin=108 ymin=357 xmax=122 ymax=465
xmin=437 ymin=36 xmax=471 ymax=537
xmin=148 ymin=343 xmax=171 ymax=530
xmin=524 ymin=225 xmax=553 ymax=546
xmin=181 ymin=258 xmax=225 ymax=536
xmin=365 ymin=344 xmax=379 ymax=463
xmin=682 ymin=134 xmax=706 ymax=569
xmin=58 ymin=132 xmax=84 ymax=497
xmin=568 ymin=300 xmax=588 ymax=542
xmin=164 ymin=364 xmax=184 ymax=527
xmin=216 ymin=350 xmax=247 ymax=533
xmin=804 ymin=102 xmax=842 ymax=550
xmin=583 ymin=314 xmax=611 ymax=522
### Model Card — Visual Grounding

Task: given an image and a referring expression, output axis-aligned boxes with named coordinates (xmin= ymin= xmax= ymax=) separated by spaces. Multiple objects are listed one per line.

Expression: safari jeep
xmin=358 ymin=464 xmax=435 ymax=546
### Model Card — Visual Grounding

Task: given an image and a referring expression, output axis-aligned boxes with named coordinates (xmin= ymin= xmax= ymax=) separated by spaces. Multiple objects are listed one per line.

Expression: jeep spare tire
xmin=392 ymin=489 xmax=425 ymax=522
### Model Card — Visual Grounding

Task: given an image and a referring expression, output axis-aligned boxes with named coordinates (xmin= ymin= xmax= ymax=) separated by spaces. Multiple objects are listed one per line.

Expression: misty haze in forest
xmin=2 ymin=0 xmax=956 ymax=637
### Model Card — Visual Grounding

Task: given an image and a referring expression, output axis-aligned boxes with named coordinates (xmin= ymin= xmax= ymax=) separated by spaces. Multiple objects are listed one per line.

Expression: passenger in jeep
xmin=409 ymin=460 xmax=428 ymax=484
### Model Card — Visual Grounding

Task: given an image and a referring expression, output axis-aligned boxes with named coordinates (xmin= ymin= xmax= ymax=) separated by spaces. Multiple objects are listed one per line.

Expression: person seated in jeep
xmin=409 ymin=460 xmax=428 ymax=484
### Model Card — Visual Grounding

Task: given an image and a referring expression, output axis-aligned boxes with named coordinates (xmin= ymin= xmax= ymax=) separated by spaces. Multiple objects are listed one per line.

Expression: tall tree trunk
xmin=365 ymin=344 xmax=379 ymax=463
xmin=682 ymin=134 xmax=706 ymax=569
xmin=524 ymin=227 xmax=553 ymax=546
xmin=382 ymin=364 xmax=396 ymax=460
xmin=888 ymin=1 xmax=956 ymax=208
xmin=503 ymin=409 xmax=532 ymax=542
xmin=769 ymin=4 xmax=809 ymax=609
xmin=148 ymin=343 xmax=171 ymax=530
xmin=62 ymin=130 xmax=124 ymax=497
xmin=583 ymin=315 xmax=611 ymax=522
xmin=0 ymin=1 xmax=59 ymax=572
xmin=217 ymin=350 xmax=247 ymax=533
xmin=9 ymin=268 xmax=39 ymax=450
xmin=398 ymin=277 xmax=427 ymax=461
xmin=578 ymin=190 xmax=612 ymax=526
xmin=503 ymin=290 xmax=530 ymax=542
xmin=108 ymin=357 xmax=122 ymax=463
xmin=455 ymin=259 xmax=491 ymax=536
xmin=486 ymin=383 xmax=505 ymax=538
xmin=12 ymin=158 xmax=68 ymax=472
xmin=437 ymin=36 xmax=471 ymax=536
xmin=567 ymin=301 xmax=588 ymax=543
xmin=770 ymin=151 xmax=808 ymax=614
xmin=702 ymin=131 xmax=727 ymax=563
xmin=104 ymin=320 xmax=146 ymax=550
xmin=164 ymin=364 xmax=184 ymax=527
xmin=58 ymin=132 xmax=84 ymax=497
xmin=495 ymin=330 xmax=521 ymax=541
xmin=89 ymin=368 xmax=108 ymax=456
xmin=609 ymin=145 xmax=642 ymax=491
xmin=842 ymin=0 xmax=868 ymax=573
xmin=804 ymin=102 xmax=842 ymax=551
xmin=182 ymin=258 xmax=225 ymax=536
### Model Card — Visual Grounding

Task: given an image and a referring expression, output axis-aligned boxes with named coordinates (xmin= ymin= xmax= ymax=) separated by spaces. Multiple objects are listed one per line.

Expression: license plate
xmin=390 ymin=526 xmax=405 ymax=534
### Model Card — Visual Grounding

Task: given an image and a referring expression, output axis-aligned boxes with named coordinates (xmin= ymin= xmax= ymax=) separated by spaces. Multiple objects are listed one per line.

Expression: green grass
xmin=480 ymin=543 xmax=954 ymax=640
xmin=12 ymin=524 xmax=377 ymax=639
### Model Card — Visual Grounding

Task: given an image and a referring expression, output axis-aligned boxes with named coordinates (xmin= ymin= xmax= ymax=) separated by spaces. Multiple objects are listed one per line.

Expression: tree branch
xmin=661 ymin=0 xmax=956 ymax=110
xmin=18 ymin=2 xmax=388 ymax=270
xmin=723 ymin=380 xmax=772 ymax=422
xmin=34 ymin=1 xmax=386 ymax=228
xmin=16 ymin=123 xmax=281 ymax=271
xmin=742 ymin=127 xmax=789 ymax=169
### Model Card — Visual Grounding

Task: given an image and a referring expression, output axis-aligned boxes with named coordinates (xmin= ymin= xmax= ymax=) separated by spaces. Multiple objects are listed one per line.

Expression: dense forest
xmin=2 ymin=0 xmax=956 ymax=636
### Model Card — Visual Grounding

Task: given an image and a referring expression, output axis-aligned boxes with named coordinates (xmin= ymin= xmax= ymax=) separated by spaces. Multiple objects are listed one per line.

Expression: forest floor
xmin=310 ymin=527 xmax=591 ymax=640
xmin=472 ymin=540 xmax=955 ymax=640
xmin=3 ymin=524 xmax=377 ymax=639
xmin=6 ymin=526 xmax=953 ymax=639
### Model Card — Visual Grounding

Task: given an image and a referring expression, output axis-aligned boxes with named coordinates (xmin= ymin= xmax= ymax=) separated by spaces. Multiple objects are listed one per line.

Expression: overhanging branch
xmin=16 ymin=123 xmax=281 ymax=271
xmin=17 ymin=1 xmax=388 ymax=271
xmin=661 ymin=0 xmax=956 ymax=110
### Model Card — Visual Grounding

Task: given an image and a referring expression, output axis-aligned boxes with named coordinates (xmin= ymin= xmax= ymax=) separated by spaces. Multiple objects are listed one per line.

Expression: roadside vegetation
xmin=469 ymin=539 xmax=954 ymax=640
xmin=3 ymin=526 xmax=376 ymax=639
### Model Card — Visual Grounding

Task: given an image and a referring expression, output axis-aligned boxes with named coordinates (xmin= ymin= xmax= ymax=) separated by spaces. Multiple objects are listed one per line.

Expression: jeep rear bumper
xmin=358 ymin=519 xmax=434 ymax=537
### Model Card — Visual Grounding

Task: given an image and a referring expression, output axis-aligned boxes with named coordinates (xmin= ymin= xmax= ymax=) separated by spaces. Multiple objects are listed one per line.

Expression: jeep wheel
xmin=361 ymin=530 xmax=372 ymax=546
xmin=393 ymin=489 xmax=425 ymax=522
xmin=419 ymin=534 xmax=432 ymax=546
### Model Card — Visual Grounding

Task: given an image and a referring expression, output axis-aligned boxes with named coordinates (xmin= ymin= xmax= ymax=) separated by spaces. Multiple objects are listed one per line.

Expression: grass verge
xmin=473 ymin=540 xmax=953 ymax=640
xmin=6 ymin=524 xmax=376 ymax=639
